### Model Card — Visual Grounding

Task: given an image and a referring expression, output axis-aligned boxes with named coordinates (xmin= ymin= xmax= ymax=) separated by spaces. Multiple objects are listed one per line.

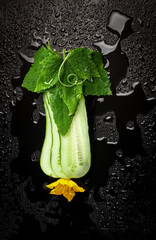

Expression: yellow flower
xmin=46 ymin=179 xmax=85 ymax=201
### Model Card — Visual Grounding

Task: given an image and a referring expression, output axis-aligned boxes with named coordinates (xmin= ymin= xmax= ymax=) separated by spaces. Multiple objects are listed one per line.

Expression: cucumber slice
xmin=41 ymin=92 xmax=69 ymax=178
xmin=46 ymin=92 xmax=69 ymax=178
xmin=61 ymin=95 xmax=91 ymax=178
xmin=40 ymin=93 xmax=58 ymax=177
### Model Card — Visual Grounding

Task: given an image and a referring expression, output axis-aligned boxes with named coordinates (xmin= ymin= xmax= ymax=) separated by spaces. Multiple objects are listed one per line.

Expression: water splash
xmin=93 ymin=11 xmax=133 ymax=95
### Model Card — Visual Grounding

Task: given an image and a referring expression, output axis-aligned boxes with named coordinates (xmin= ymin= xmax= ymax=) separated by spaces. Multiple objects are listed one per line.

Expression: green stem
xmin=56 ymin=50 xmax=71 ymax=54
xmin=63 ymin=48 xmax=66 ymax=60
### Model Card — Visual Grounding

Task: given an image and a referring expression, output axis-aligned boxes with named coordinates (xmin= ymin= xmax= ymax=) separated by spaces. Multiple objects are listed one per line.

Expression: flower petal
xmin=46 ymin=179 xmax=85 ymax=201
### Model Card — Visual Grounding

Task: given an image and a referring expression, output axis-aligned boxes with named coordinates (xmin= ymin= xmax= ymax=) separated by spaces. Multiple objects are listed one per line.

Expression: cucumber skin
xmin=40 ymin=91 xmax=91 ymax=179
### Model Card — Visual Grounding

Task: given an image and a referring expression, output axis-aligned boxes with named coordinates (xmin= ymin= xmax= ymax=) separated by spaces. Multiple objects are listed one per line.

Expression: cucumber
xmin=40 ymin=92 xmax=91 ymax=179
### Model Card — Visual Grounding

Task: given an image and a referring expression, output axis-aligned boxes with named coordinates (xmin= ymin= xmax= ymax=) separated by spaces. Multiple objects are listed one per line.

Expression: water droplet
xmin=107 ymin=10 xmax=133 ymax=38
xmin=104 ymin=59 xmax=109 ymax=68
xmin=14 ymin=87 xmax=23 ymax=101
xmin=126 ymin=121 xmax=135 ymax=130
xmin=116 ymin=149 xmax=123 ymax=158
xmin=31 ymin=150 xmax=40 ymax=162
xmin=51 ymin=24 xmax=56 ymax=29
xmin=147 ymin=96 xmax=156 ymax=101
xmin=32 ymin=109 xmax=40 ymax=124
xmin=150 ymin=77 xmax=155 ymax=82
xmin=33 ymin=120 xmax=38 ymax=124
xmin=94 ymin=33 xmax=101 ymax=39
xmin=138 ymin=18 xmax=143 ymax=27
xmin=93 ymin=39 xmax=120 ymax=55
xmin=107 ymin=141 xmax=118 ymax=145
xmin=97 ymin=97 xmax=104 ymax=103
xmin=140 ymin=119 xmax=145 ymax=125
xmin=32 ymin=99 xmax=37 ymax=106
xmin=104 ymin=115 xmax=113 ymax=122
xmin=18 ymin=52 xmax=34 ymax=64
xmin=151 ymin=86 xmax=156 ymax=92
xmin=11 ymin=99 xmax=16 ymax=107
xmin=5 ymin=91 xmax=11 ymax=98
xmin=116 ymin=82 xmax=140 ymax=96
xmin=97 ymin=136 xmax=105 ymax=141
xmin=121 ymin=78 xmax=128 ymax=85
xmin=55 ymin=12 xmax=60 ymax=18
xmin=126 ymin=163 xmax=131 ymax=168
xmin=37 ymin=39 xmax=42 ymax=45
xmin=12 ymin=75 xmax=21 ymax=80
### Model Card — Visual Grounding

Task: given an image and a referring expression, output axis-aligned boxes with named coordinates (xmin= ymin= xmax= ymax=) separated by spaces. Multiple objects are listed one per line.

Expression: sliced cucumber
xmin=40 ymin=92 xmax=91 ymax=179
xmin=41 ymin=92 xmax=69 ymax=178
xmin=46 ymin=92 xmax=69 ymax=179
xmin=40 ymin=93 xmax=58 ymax=177
xmin=61 ymin=95 xmax=91 ymax=178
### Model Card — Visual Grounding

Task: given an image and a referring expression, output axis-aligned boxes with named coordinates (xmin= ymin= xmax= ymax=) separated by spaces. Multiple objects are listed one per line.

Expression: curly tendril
xmin=67 ymin=73 xmax=78 ymax=85
xmin=58 ymin=50 xmax=85 ymax=88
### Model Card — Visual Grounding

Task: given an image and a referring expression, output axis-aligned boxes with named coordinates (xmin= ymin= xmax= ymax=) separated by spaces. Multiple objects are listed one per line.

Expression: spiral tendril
xmin=58 ymin=50 xmax=85 ymax=88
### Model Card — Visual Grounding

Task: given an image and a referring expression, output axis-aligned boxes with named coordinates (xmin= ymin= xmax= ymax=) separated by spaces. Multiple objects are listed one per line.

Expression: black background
xmin=0 ymin=0 xmax=156 ymax=239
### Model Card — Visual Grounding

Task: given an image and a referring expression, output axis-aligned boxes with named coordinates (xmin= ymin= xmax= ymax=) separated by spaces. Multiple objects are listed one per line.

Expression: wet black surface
xmin=0 ymin=0 xmax=156 ymax=239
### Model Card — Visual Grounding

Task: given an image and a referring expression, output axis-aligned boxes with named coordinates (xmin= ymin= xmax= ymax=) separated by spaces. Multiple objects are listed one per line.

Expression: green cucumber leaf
xmin=57 ymin=59 xmax=83 ymax=115
xmin=57 ymin=47 xmax=101 ymax=115
xmin=35 ymin=54 xmax=63 ymax=92
xmin=65 ymin=48 xmax=100 ymax=81
xmin=58 ymin=83 xmax=82 ymax=116
xmin=47 ymin=86 xmax=74 ymax=136
xmin=83 ymin=51 xmax=112 ymax=96
xmin=34 ymin=45 xmax=52 ymax=63
xmin=22 ymin=45 xmax=63 ymax=93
